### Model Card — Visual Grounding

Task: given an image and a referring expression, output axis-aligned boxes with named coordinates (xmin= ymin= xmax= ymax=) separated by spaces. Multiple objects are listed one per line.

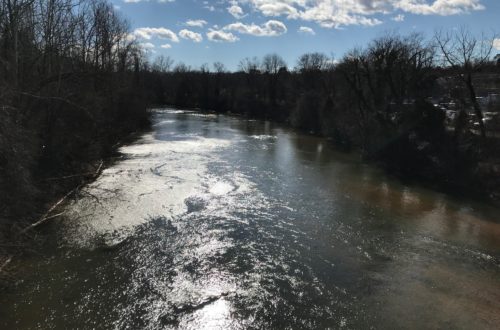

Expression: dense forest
xmin=0 ymin=0 xmax=150 ymax=242
xmin=1 ymin=0 xmax=500 ymax=246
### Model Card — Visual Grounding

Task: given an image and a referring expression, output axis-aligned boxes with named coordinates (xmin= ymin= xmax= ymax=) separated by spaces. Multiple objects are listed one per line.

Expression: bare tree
xmin=152 ymin=55 xmax=174 ymax=73
xmin=213 ymin=61 xmax=226 ymax=73
xmin=295 ymin=52 xmax=330 ymax=72
xmin=337 ymin=33 xmax=436 ymax=152
xmin=199 ymin=62 xmax=210 ymax=73
xmin=435 ymin=27 xmax=497 ymax=138
xmin=238 ymin=56 xmax=260 ymax=74
xmin=173 ymin=62 xmax=190 ymax=73
xmin=261 ymin=53 xmax=286 ymax=74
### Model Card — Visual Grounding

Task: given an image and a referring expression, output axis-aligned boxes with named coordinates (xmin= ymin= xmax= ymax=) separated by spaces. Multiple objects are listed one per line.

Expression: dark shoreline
xmin=0 ymin=119 xmax=151 ymax=281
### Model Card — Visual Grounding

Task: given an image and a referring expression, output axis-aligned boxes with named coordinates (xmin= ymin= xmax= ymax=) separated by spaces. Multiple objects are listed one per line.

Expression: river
xmin=2 ymin=109 xmax=500 ymax=329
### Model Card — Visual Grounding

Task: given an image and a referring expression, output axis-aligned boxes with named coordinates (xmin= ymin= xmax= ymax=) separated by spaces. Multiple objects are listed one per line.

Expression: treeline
xmin=144 ymin=30 xmax=500 ymax=199
xmin=0 ymin=0 xmax=150 ymax=232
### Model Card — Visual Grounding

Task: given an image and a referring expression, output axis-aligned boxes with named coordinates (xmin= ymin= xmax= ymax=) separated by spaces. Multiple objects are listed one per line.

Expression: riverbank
xmin=0 ymin=0 xmax=154 ymax=276
xmin=0 ymin=111 xmax=150 ymax=282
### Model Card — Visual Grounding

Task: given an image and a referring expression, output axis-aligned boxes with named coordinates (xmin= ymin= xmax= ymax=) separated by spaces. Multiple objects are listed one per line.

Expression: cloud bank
xmin=231 ymin=0 xmax=484 ymax=28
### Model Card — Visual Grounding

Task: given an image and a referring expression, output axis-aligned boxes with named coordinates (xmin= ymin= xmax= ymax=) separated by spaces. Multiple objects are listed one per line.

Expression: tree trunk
xmin=465 ymin=73 xmax=486 ymax=139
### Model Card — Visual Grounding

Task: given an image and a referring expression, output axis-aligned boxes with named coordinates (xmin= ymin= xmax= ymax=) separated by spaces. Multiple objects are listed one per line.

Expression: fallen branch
xmin=19 ymin=189 xmax=79 ymax=235
xmin=19 ymin=160 xmax=104 ymax=235
xmin=43 ymin=172 xmax=97 ymax=181
xmin=0 ymin=256 xmax=13 ymax=274
xmin=94 ymin=161 xmax=104 ymax=177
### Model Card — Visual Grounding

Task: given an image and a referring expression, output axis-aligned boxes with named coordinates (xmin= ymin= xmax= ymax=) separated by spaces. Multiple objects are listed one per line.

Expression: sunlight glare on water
xmin=1 ymin=109 xmax=500 ymax=329
xmin=61 ymin=128 xmax=232 ymax=249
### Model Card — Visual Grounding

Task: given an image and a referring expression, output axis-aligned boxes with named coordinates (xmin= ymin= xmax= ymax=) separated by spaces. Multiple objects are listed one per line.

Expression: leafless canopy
xmin=435 ymin=26 xmax=496 ymax=68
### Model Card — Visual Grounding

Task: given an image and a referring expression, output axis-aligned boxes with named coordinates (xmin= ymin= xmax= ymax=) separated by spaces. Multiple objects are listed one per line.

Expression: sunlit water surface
xmin=2 ymin=109 xmax=500 ymax=329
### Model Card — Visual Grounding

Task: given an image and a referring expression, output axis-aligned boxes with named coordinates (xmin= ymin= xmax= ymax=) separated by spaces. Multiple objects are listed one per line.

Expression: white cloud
xmin=179 ymin=29 xmax=203 ymax=42
xmin=186 ymin=19 xmax=208 ymax=27
xmin=493 ymin=39 xmax=500 ymax=51
xmin=228 ymin=4 xmax=245 ymax=18
xmin=139 ymin=42 xmax=155 ymax=49
xmin=223 ymin=20 xmax=287 ymax=37
xmin=293 ymin=1 xmax=384 ymax=28
xmin=258 ymin=3 xmax=299 ymax=18
xmin=133 ymin=27 xmax=179 ymax=42
xmin=231 ymin=0 xmax=485 ymax=28
xmin=160 ymin=43 xmax=172 ymax=49
xmin=125 ymin=33 xmax=137 ymax=42
xmin=203 ymin=1 xmax=216 ymax=11
xmin=392 ymin=14 xmax=405 ymax=22
xmin=207 ymin=29 xmax=239 ymax=42
xmin=395 ymin=0 xmax=484 ymax=15
xmin=298 ymin=26 xmax=315 ymax=35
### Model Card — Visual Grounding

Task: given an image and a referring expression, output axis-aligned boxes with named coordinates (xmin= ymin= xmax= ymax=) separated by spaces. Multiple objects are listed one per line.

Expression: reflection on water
xmin=1 ymin=109 xmax=500 ymax=329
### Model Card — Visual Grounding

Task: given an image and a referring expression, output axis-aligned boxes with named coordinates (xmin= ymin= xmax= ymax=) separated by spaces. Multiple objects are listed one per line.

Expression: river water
xmin=2 ymin=109 xmax=500 ymax=329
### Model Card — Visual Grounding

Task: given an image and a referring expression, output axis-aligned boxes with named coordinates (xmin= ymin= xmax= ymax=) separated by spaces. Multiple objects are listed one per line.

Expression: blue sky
xmin=111 ymin=0 xmax=500 ymax=70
